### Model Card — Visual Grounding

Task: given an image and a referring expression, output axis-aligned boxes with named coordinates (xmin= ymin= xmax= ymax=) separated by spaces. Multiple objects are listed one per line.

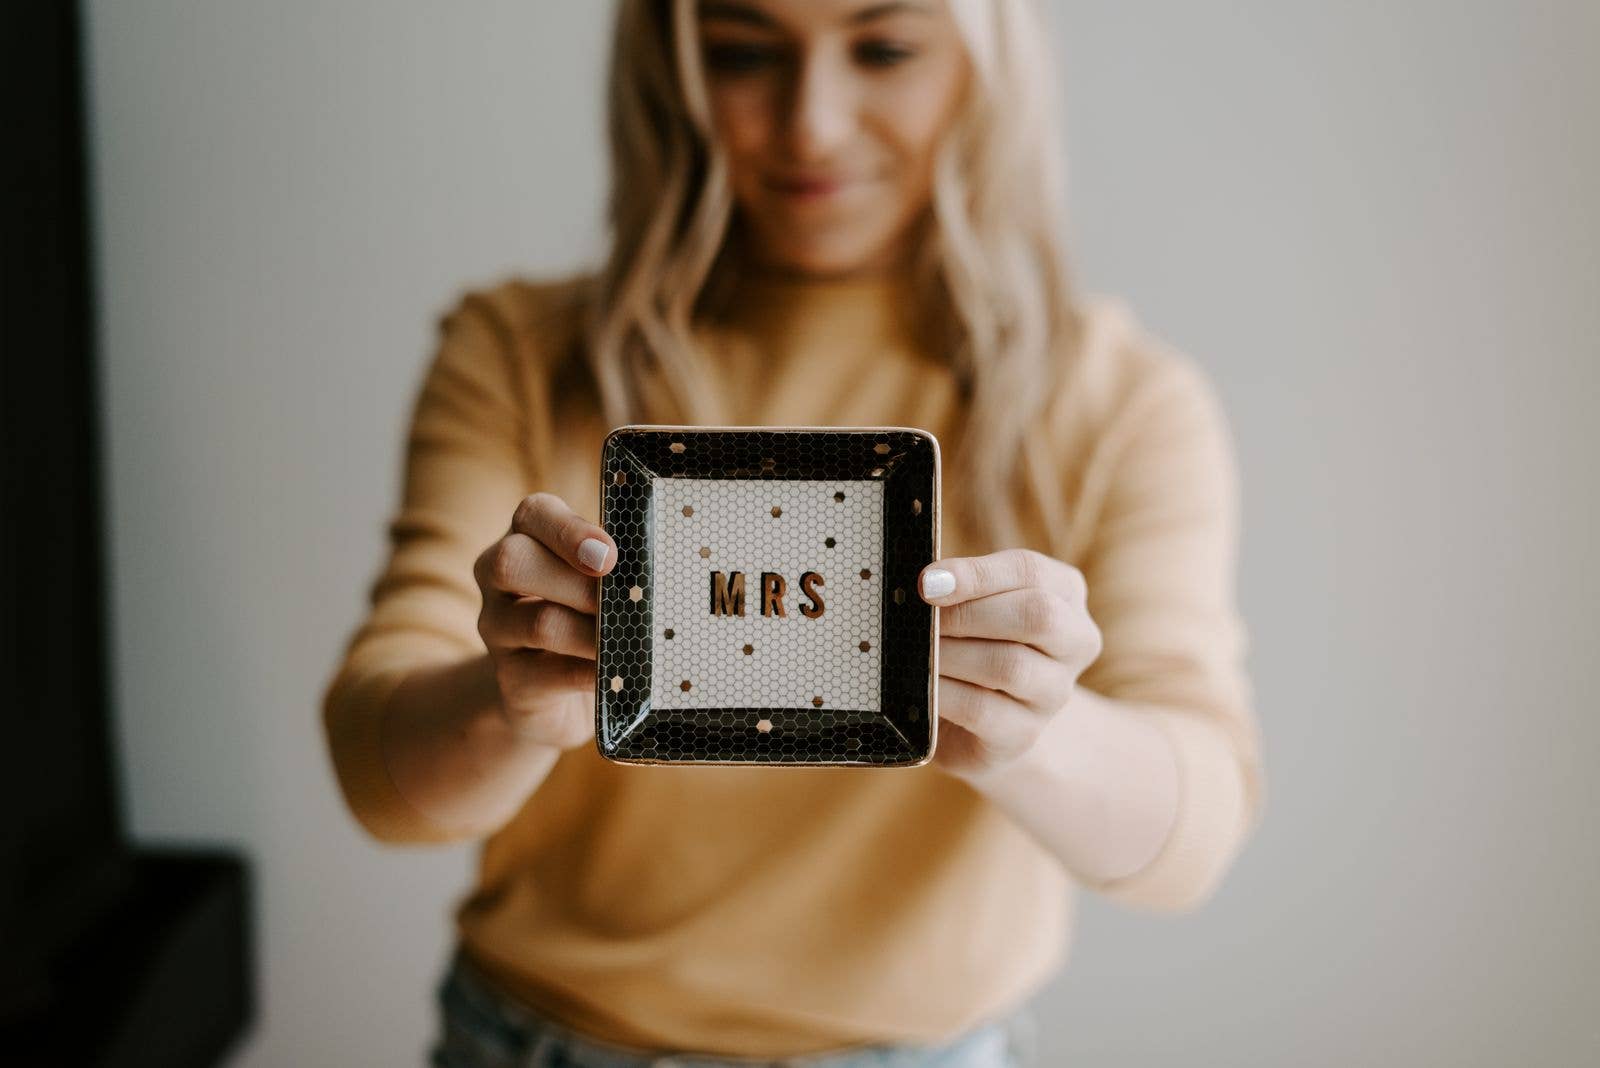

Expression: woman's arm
xmin=322 ymin=282 xmax=583 ymax=845
xmin=375 ymin=654 xmax=565 ymax=841
xmin=955 ymin=685 xmax=1180 ymax=890
xmin=922 ymin=353 xmax=1263 ymax=910
xmin=958 ymin=685 xmax=1251 ymax=912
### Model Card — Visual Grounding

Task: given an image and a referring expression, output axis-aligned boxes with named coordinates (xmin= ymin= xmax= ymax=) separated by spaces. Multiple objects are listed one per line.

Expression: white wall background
xmin=82 ymin=2 xmax=1598 ymax=1065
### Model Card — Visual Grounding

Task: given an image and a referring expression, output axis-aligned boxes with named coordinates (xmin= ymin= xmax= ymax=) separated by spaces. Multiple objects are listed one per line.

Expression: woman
xmin=322 ymin=0 xmax=1265 ymax=1065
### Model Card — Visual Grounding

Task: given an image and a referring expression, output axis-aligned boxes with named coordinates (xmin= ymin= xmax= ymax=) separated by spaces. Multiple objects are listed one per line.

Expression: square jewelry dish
xmin=595 ymin=425 xmax=940 ymax=766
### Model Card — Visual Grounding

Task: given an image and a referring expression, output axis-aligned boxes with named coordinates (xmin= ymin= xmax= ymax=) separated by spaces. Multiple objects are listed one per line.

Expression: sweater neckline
xmin=706 ymin=266 xmax=923 ymax=359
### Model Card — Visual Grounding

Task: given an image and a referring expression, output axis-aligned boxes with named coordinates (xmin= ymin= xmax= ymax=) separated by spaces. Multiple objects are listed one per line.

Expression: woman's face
xmin=696 ymin=0 xmax=971 ymax=277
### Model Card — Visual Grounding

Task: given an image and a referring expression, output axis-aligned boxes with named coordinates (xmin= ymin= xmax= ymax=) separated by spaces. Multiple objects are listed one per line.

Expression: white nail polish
xmin=577 ymin=537 xmax=609 ymax=571
xmin=922 ymin=568 xmax=955 ymax=598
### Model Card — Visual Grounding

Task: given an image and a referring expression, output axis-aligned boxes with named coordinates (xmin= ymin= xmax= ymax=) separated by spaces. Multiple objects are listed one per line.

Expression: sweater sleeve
xmin=321 ymin=287 xmax=537 ymax=845
xmin=1071 ymin=353 xmax=1265 ymax=912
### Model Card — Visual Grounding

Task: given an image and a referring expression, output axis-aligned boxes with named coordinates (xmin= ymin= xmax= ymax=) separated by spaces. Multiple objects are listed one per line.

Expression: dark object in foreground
xmin=1 ymin=5 xmax=255 ymax=1065
xmin=1 ymin=851 xmax=254 ymax=1068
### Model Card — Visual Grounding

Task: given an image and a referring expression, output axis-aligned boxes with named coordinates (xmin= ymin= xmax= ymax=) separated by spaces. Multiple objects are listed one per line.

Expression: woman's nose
xmin=782 ymin=53 xmax=857 ymax=161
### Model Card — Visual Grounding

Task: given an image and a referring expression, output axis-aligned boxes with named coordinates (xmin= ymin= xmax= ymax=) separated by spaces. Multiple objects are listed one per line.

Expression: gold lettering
xmin=761 ymin=572 xmax=787 ymax=617
xmin=710 ymin=571 xmax=745 ymax=616
xmin=799 ymin=571 xmax=825 ymax=618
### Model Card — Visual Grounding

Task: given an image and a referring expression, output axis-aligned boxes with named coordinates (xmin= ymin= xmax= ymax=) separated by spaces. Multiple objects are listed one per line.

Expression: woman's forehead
xmin=697 ymin=0 xmax=944 ymax=32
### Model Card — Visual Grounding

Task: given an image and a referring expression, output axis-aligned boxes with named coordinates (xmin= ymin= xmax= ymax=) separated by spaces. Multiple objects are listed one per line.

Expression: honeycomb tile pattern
xmin=596 ymin=427 xmax=938 ymax=766
xmin=650 ymin=478 xmax=883 ymax=711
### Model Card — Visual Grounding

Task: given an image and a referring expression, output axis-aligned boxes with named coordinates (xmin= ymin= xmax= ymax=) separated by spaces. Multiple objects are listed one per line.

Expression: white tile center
xmin=649 ymin=477 xmax=883 ymax=711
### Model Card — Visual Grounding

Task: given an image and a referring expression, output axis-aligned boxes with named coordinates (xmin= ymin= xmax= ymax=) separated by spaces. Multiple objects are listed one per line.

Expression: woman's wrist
xmin=382 ymin=653 xmax=566 ymax=838
xmin=960 ymin=686 xmax=1181 ymax=887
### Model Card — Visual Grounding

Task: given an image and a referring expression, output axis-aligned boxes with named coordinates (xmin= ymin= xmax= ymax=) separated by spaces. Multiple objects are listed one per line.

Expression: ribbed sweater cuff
xmin=1081 ymin=709 xmax=1252 ymax=912
xmin=322 ymin=663 xmax=463 ymax=845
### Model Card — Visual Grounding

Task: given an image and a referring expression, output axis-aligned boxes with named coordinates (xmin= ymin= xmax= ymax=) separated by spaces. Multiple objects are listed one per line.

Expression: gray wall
xmin=81 ymin=2 xmax=1598 ymax=1065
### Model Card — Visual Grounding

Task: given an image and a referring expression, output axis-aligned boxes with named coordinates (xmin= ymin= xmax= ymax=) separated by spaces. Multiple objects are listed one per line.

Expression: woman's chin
xmin=752 ymin=238 xmax=903 ymax=279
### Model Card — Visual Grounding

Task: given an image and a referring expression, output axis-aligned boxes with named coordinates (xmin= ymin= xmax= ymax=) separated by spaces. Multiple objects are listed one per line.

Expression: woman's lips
xmin=768 ymin=175 xmax=853 ymax=201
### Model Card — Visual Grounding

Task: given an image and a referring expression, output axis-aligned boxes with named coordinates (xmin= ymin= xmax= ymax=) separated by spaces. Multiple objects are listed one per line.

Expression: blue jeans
xmin=429 ymin=949 xmax=1039 ymax=1068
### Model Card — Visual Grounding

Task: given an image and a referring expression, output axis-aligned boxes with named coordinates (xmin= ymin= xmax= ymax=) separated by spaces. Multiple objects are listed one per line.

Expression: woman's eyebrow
xmin=698 ymin=1 xmax=935 ymax=28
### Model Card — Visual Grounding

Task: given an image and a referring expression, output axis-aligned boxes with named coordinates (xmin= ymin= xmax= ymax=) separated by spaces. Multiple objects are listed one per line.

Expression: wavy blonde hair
xmin=583 ymin=0 xmax=1085 ymax=553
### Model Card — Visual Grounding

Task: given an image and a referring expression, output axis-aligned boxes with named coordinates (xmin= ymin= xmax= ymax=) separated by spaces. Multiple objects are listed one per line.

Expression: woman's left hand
xmin=918 ymin=548 xmax=1104 ymax=781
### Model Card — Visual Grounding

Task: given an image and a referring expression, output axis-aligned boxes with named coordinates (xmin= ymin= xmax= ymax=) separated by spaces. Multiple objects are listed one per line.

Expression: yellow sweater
xmin=321 ymin=269 xmax=1264 ymax=1057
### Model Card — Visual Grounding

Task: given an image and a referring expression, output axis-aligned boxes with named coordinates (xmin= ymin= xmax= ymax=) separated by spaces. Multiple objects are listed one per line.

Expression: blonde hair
xmin=585 ymin=0 xmax=1085 ymax=553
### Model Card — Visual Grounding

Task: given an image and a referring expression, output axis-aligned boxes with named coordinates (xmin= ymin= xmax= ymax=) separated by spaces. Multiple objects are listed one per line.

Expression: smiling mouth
xmin=766 ymin=175 xmax=860 ymax=201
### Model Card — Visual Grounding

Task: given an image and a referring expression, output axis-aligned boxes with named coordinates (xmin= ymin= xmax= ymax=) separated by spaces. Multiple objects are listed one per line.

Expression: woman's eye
xmin=703 ymin=42 xmax=782 ymax=74
xmin=854 ymin=40 xmax=916 ymax=68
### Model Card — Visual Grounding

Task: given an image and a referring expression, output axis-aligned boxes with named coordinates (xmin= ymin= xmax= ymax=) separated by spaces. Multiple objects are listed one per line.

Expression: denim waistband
xmin=433 ymin=948 xmax=1037 ymax=1068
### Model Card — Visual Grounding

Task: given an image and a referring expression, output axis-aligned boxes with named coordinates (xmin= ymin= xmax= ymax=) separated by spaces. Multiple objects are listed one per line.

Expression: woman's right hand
xmin=473 ymin=492 xmax=617 ymax=751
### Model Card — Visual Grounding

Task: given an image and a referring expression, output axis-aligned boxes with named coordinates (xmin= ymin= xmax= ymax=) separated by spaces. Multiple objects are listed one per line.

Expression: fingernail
xmin=922 ymin=568 xmax=955 ymax=599
xmin=577 ymin=537 xmax=609 ymax=571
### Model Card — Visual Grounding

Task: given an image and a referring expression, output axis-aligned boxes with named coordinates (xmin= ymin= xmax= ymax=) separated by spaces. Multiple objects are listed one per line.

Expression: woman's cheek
xmin=709 ymin=90 xmax=774 ymax=155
